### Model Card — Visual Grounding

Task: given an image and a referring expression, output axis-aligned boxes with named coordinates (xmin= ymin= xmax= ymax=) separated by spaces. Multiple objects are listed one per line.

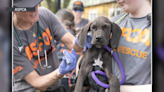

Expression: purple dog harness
xmin=91 ymin=46 xmax=126 ymax=88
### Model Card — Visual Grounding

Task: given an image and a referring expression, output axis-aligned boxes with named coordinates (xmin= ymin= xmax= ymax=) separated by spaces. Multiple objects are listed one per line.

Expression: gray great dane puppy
xmin=69 ymin=16 xmax=122 ymax=92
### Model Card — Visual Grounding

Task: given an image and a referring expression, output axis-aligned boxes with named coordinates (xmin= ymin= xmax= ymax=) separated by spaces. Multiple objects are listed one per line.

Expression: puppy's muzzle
xmin=95 ymin=36 xmax=102 ymax=42
xmin=92 ymin=35 xmax=105 ymax=48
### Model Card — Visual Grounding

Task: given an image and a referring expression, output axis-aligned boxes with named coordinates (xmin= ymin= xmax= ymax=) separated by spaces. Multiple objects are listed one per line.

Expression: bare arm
xmin=23 ymin=69 xmax=63 ymax=91
xmin=120 ymin=84 xmax=151 ymax=92
xmin=60 ymin=32 xmax=83 ymax=52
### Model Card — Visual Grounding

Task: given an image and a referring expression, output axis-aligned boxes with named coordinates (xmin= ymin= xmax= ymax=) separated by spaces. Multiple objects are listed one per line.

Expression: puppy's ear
xmin=78 ymin=22 xmax=92 ymax=48
xmin=110 ymin=22 xmax=122 ymax=49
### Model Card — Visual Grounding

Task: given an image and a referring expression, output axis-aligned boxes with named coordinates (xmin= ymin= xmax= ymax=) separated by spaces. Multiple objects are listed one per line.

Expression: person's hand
xmin=59 ymin=49 xmax=77 ymax=75
xmin=75 ymin=32 xmax=92 ymax=49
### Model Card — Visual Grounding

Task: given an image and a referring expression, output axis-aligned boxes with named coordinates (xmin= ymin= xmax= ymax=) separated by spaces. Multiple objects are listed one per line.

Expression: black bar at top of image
xmin=6 ymin=7 xmax=35 ymax=12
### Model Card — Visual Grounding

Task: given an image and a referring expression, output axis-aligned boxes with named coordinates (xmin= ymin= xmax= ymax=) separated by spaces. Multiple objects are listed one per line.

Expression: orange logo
xmin=25 ymin=28 xmax=55 ymax=61
xmin=14 ymin=28 xmax=56 ymax=73
xmin=117 ymin=46 xmax=148 ymax=59
xmin=13 ymin=66 xmax=23 ymax=74
xmin=116 ymin=46 xmax=148 ymax=59
xmin=75 ymin=2 xmax=82 ymax=5
xmin=121 ymin=27 xmax=150 ymax=47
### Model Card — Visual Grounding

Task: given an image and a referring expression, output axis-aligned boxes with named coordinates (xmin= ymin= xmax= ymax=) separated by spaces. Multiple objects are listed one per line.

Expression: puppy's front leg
xmin=74 ymin=64 xmax=93 ymax=92
xmin=104 ymin=68 xmax=120 ymax=92
xmin=102 ymin=53 xmax=120 ymax=92
xmin=74 ymin=55 xmax=94 ymax=92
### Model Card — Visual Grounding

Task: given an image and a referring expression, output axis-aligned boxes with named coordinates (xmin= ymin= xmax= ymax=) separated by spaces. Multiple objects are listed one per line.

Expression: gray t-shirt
xmin=75 ymin=18 xmax=88 ymax=34
xmin=55 ymin=29 xmax=81 ymax=63
xmin=110 ymin=13 xmax=151 ymax=85
xmin=55 ymin=29 xmax=74 ymax=63
xmin=13 ymin=7 xmax=68 ymax=92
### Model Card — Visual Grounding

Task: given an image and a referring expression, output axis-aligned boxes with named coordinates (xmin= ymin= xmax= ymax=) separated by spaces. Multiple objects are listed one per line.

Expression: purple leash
xmin=91 ymin=46 xmax=126 ymax=88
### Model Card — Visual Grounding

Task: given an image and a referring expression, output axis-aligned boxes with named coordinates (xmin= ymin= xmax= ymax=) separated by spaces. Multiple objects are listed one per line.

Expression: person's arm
xmin=60 ymin=32 xmax=83 ymax=52
xmin=39 ymin=7 xmax=82 ymax=52
xmin=120 ymin=84 xmax=151 ymax=92
xmin=23 ymin=49 xmax=77 ymax=91
xmin=24 ymin=69 xmax=63 ymax=91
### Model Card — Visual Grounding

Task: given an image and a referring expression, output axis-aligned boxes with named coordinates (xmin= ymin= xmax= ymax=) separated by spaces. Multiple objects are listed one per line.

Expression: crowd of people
xmin=13 ymin=0 xmax=151 ymax=92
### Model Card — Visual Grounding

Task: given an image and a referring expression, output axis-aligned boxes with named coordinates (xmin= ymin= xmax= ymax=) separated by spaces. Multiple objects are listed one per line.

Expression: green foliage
xmin=63 ymin=0 xmax=71 ymax=8
xmin=46 ymin=0 xmax=57 ymax=13
xmin=41 ymin=0 xmax=71 ymax=13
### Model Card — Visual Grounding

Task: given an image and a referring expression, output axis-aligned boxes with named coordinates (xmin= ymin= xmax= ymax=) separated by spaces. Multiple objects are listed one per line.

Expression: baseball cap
xmin=73 ymin=1 xmax=84 ymax=10
xmin=13 ymin=0 xmax=43 ymax=7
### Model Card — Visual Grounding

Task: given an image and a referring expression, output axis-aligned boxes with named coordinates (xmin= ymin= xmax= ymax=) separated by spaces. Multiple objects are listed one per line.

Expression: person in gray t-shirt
xmin=109 ymin=0 xmax=151 ymax=92
xmin=72 ymin=1 xmax=89 ymax=35
xmin=13 ymin=0 xmax=84 ymax=92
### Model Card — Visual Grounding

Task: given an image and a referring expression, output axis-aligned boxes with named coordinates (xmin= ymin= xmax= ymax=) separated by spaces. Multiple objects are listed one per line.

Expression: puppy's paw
xmin=110 ymin=88 xmax=120 ymax=92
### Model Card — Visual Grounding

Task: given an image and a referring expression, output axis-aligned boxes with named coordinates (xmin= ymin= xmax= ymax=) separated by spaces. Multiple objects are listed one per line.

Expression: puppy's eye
xmin=103 ymin=25 xmax=108 ymax=29
xmin=92 ymin=26 xmax=96 ymax=30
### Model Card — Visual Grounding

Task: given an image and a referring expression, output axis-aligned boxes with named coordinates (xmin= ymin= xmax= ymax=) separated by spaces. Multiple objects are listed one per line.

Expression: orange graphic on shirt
xmin=33 ymin=57 xmax=45 ymax=68
xmin=121 ymin=27 xmax=150 ymax=47
xmin=13 ymin=66 xmax=23 ymax=74
xmin=25 ymin=28 xmax=55 ymax=61
xmin=25 ymin=46 xmax=33 ymax=61
xmin=117 ymin=46 xmax=148 ymax=59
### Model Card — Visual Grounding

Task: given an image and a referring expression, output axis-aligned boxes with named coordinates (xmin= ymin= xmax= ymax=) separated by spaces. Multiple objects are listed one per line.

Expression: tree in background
xmin=47 ymin=0 xmax=57 ymax=13
xmin=41 ymin=0 xmax=71 ymax=14
xmin=63 ymin=0 xmax=71 ymax=8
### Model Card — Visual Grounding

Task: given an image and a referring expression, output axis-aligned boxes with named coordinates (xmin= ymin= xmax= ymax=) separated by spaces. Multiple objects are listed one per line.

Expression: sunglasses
xmin=74 ymin=8 xmax=83 ymax=12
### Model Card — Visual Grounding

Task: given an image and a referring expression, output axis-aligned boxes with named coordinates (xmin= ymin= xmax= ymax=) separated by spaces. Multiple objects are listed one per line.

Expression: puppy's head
xmin=78 ymin=16 xmax=122 ymax=49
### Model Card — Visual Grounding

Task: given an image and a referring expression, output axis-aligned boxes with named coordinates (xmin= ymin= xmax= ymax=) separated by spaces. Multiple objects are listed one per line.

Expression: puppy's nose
xmin=96 ymin=36 xmax=102 ymax=41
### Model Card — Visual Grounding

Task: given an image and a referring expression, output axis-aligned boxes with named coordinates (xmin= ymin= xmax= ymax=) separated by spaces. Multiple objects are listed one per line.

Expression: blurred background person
xmin=0 ymin=0 xmax=11 ymax=92
xmin=72 ymin=1 xmax=89 ymax=34
xmin=55 ymin=9 xmax=82 ymax=91
xmin=55 ymin=9 xmax=75 ymax=36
